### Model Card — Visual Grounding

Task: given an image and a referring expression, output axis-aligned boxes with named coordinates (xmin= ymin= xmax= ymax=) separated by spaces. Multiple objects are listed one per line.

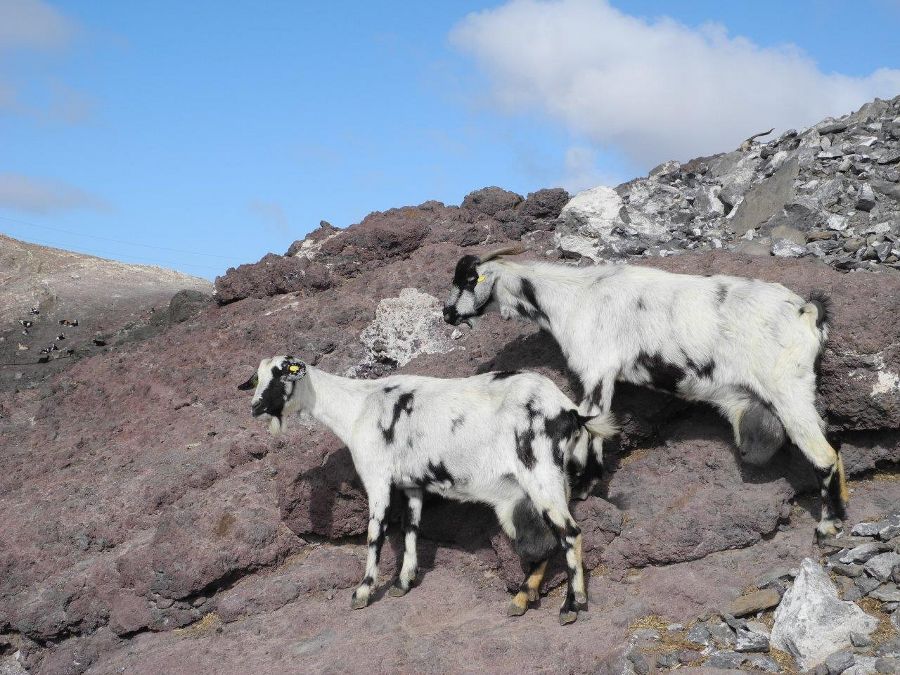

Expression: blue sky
xmin=1 ymin=1 xmax=898 ymax=279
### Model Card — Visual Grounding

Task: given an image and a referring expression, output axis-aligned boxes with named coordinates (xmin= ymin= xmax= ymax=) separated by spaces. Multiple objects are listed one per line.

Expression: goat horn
xmin=479 ymin=245 xmax=524 ymax=262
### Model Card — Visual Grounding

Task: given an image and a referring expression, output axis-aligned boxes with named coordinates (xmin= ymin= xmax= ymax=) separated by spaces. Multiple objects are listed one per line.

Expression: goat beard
xmin=268 ymin=416 xmax=283 ymax=435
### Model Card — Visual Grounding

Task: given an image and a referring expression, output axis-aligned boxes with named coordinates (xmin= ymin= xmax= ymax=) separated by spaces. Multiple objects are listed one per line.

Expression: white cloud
xmin=0 ymin=173 xmax=108 ymax=213
xmin=0 ymin=0 xmax=74 ymax=51
xmin=450 ymin=0 xmax=900 ymax=168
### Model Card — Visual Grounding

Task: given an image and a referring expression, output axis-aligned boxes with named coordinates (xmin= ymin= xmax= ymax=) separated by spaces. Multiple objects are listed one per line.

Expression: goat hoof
xmin=815 ymin=520 xmax=841 ymax=542
xmin=527 ymin=588 xmax=540 ymax=603
xmin=506 ymin=601 xmax=527 ymax=617
xmin=574 ymin=592 xmax=588 ymax=610
xmin=558 ymin=609 xmax=578 ymax=625
xmin=388 ymin=584 xmax=409 ymax=598
xmin=350 ymin=593 xmax=369 ymax=610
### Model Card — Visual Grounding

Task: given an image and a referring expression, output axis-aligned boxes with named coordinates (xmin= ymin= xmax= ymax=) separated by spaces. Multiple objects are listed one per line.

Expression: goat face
xmin=237 ymin=355 xmax=307 ymax=434
xmin=443 ymin=254 xmax=495 ymax=327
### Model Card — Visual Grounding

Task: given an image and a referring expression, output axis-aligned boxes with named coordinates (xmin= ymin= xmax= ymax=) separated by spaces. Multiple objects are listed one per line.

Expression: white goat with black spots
xmin=238 ymin=355 xmax=617 ymax=624
xmin=443 ymin=249 xmax=847 ymax=538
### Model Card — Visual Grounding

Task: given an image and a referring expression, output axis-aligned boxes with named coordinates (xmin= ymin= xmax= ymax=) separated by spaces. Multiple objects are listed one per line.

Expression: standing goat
xmin=238 ymin=355 xmax=617 ymax=624
xmin=443 ymin=249 xmax=847 ymax=538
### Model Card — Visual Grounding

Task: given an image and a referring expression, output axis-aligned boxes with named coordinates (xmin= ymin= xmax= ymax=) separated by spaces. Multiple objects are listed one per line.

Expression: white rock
xmin=356 ymin=288 xmax=455 ymax=370
xmin=827 ymin=213 xmax=849 ymax=231
xmin=559 ymin=185 xmax=624 ymax=236
xmin=771 ymin=558 xmax=878 ymax=671
xmin=772 ymin=239 xmax=806 ymax=257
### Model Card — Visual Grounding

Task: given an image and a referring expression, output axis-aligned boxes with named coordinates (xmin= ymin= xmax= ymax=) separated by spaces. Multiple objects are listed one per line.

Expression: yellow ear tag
xmin=477 ymin=274 xmax=487 ymax=284
xmin=288 ymin=364 xmax=301 ymax=373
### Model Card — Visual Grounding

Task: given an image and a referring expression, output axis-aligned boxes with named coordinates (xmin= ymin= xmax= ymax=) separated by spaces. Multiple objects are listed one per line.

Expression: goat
xmin=443 ymin=249 xmax=848 ymax=539
xmin=238 ymin=355 xmax=617 ymax=624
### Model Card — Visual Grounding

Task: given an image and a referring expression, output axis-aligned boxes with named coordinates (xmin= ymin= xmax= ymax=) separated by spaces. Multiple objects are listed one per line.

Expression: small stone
xmin=883 ymin=601 xmax=899 ymax=612
xmin=832 ymin=563 xmax=864 ymax=578
xmin=677 ymin=650 xmax=703 ymax=664
xmin=735 ymin=621 xmax=770 ymax=653
xmin=841 ymin=542 xmax=888 ymax=564
xmin=870 ymin=584 xmax=900 ymax=603
xmin=627 ymin=651 xmax=651 ymax=675
xmin=686 ymin=623 xmax=711 ymax=646
xmin=825 ymin=650 xmax=856 ymax=675
xmin=853 ymin=522 xmax=887 ymax=537
xmin=874 ymin=657 xmax=899 ymax=674
xmin=745 ymin=654 xmax=781 ymax=672
xmin=880 ymin=525 xmax=900 ymax=541
xmin=821 ymin=536 xmax=875 ymax=551
xmin=877 ymin=638 xmax=900 ymax=657
xmin=665 ymin=622 xmax=684 ymax=632
xmin=772 ymin=238 xmax=807 ymax=257
xmin=450 ymin=329 xmax=462 ymax=340
xmin=706 ymin=651 xmax=745 ymax=669
xmin=893 ymin=612 xmax=900 ymax=634
xmin=852 ymin=631 xmax=873 ymax=648
xmin=706 ymin=618 xmax=737 ymax=647
xmin=855 ymin=575 xmax=882 ymax=595
xmin=856 ymin=184 xmax=877 ymax=211
xmin=724 ymin=588 xmax=782 ymax=617
xmin=808 ymin=230 xmax=837 ymax=241
xmin=755 ymin=567 xmax=798 ymax=589
xmin=656 ymin=652 xmax=679 ymax=669
xmin=865 ymin=553 xmax=900 ymax=582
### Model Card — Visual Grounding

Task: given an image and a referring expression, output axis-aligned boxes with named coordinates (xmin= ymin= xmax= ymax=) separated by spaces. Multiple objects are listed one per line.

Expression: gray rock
xmin=855 ymin=575 xmax=883 ymax=595
xmin=626 ymin=650 xmax=651 ymax=675
xmin=724 ymin=587 xmax=782 ymax=617
xmin=735 ymin=621 xmax=771 ymax=653
xmin=686 ymin=623 xmax=711 ymax=646
xmin=745 ymin=654 xmax=781 ymax=672
xmin=729 ymin=157 xmax=799 ymax=235
xmin=771 ymin=558 xmax=878 ymax=670
xmin=756 ymin=567 xmax=798 ymax=589
xmin=857 ymin=184 xmax=877 ymax=211
xmin=853 ymin=522 xmax=887 ymax=537
xmin=851 ymin=631 xmax=873 ymax=648
xmin=826 ymin=650 xmax=856 ymax=675
xmin=655 ymin=652 xmax=679 ymax=669
xmin=865 ymin=553 xmax=900 ymax=582
xmin=832 ymin=563 xmax=864 ymax=578
xmin=870 ymin=584 xmax=900 ymax=603
xmin=880 ymin=517 xmax=900 ymax=542
xmin=874 ymin=657 xmax=899 ymax=674
xmin=893 ymin=611 xmax=900 ymax=634
xmin=770 ymin=224 xmax=807 ymax=246
xmin=706 ymin=618 xmax=737 ymax=647
xmin=706 ymin=651 xmax=745 ymax=669
xmin=841 ymin=542 xmax=888 ymax=564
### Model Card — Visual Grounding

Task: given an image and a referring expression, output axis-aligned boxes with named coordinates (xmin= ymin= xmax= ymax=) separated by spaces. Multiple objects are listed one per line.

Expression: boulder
xmin=771 ymin=558 xmax=878 ymax=670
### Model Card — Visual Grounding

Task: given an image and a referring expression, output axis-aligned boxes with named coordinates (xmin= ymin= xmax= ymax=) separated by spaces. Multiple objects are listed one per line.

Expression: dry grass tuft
xmin=769 ymin=647 xmax=798 ymax=674
xmin=174 ymin=612 xmax=222 ymax=638
xmin=857 ymin=597 xmax=896 ymax=645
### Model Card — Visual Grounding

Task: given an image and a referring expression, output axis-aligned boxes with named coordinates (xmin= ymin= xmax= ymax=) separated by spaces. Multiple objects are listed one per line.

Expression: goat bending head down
xmin=239 ymin=355 xmax=617 ymax=624
xmin=443 ymin=250 xmax=847 ymax=539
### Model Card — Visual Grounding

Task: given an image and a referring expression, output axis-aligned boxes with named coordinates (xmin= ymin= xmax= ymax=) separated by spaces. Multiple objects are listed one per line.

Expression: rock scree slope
xmin=1 ymin=97 xmax=900 ymax=674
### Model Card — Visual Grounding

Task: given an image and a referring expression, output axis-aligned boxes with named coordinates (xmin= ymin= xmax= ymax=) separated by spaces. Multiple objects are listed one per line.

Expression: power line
xmin=0 ymin=213 xmax=236 ymax=260
xmin=0 ymin=227 xmax=229 ymax=273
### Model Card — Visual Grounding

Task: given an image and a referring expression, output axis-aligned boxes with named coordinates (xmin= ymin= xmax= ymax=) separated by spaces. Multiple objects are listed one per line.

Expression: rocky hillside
xmin=1 ymin=97 xmax=899 ymax=674
xmin=0 ymin=234 xmax=213 ymax=392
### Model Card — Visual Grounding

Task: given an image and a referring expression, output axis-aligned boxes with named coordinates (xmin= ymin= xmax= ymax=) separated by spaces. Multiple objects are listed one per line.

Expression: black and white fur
xmin=238 ymin=356 xmax=617 ymax=624
xmin=443 ymin=249 xmax=847 ymax=538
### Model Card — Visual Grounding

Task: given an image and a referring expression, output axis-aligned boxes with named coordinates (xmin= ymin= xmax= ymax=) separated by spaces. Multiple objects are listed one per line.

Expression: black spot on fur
xmin=590 ymin=383 xmax=603 ymax=407
xmin=716 ymin=283 xmax=728 ymax=305
xmin=636 ymin=351 xmax=685 ymax=392
xmin=361 ymin=575 xmax=374 ymax=587
xmin=381 ymin=392 xmax=415 ymax=444
xmin=739 ymin=397 xmax=786 ymax=465
xmin=450 ymin=415 xmax=465 ymax=433
xmin=427 ymin=461 xmax=453 ymax=485
xmin=636 ymin=297 xmax=646 ymax=310
xmin=383 ymin=385 xmax=399 ymax=394
xmin=544 ymin=409 xmax=581 ymax=467
xmin=452 ymin=255 xmax=480 ymax=291
xmin=519 ymin=278 xmax=549 ymax=323
xmin=491 ymin=370 xmax=520 ymax=380
xmin=515 ymin=427 xmax=537 ymax=470
xmin=511 ymin=499 xmax=558 ymax=562
xmin=255 ymin=364 xmax=288 ymax=418
xmin=541 ymin=511 xmax=581 ymax=540
xmin=807 ymin=290 xmax=831 ymax=329
xmin=684 ymin=354 xmax=715 ymax=379
xmin=815 ymin=465 xmax=847 ymax=521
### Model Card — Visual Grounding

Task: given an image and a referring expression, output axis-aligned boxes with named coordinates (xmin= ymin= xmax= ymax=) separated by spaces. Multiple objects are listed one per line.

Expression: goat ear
xmin=237 ymin=373 xmax=258 ymax=391
xmin=480 ymin=245 xmax=524 ymax=262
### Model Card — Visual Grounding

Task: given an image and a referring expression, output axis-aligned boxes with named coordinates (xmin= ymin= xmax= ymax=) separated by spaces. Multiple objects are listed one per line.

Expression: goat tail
xmin=801 ymin=290 xmax=831 ymax=343
xmin=582 ymin=411 xmax=618 ymax=441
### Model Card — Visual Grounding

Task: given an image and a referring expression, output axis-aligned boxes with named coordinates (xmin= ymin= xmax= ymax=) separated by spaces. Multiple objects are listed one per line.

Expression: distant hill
xmin=0 ymin=233 xmax=213 ymax=391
